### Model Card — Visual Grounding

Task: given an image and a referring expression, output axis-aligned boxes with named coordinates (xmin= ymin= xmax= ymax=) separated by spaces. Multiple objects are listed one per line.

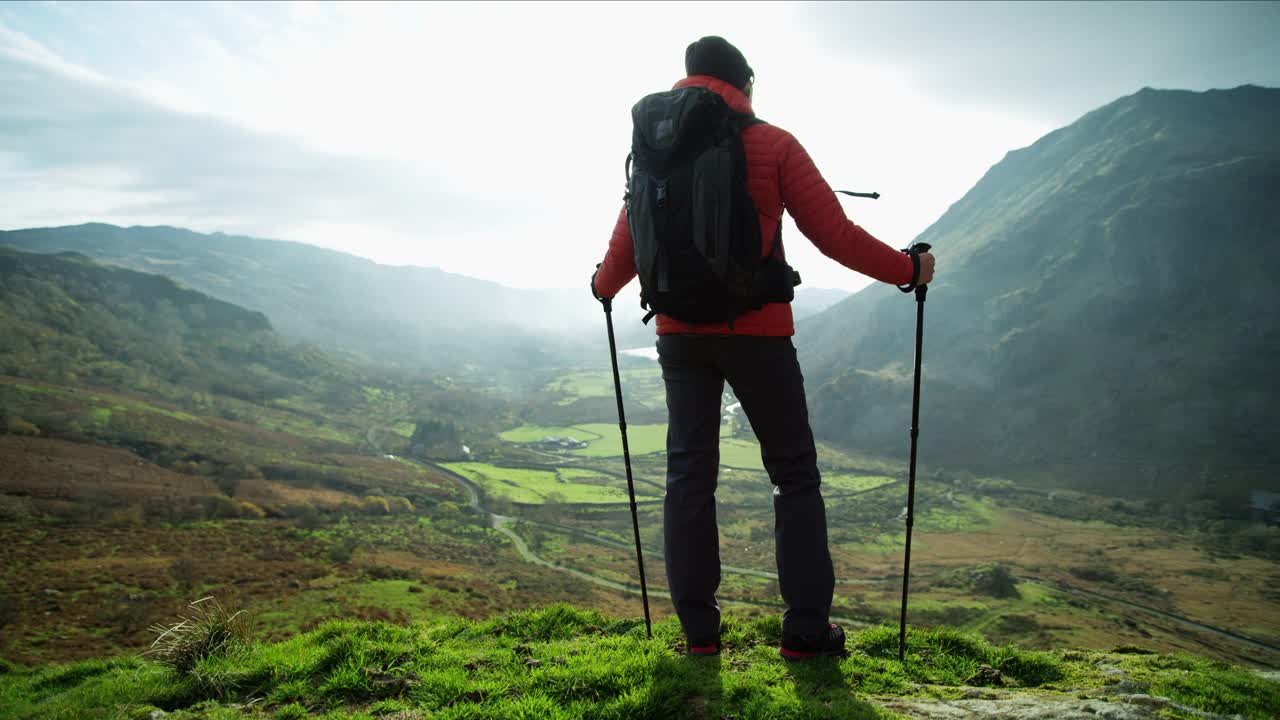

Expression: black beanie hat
xmin=685 ymin=36 xmax=754 ymax=90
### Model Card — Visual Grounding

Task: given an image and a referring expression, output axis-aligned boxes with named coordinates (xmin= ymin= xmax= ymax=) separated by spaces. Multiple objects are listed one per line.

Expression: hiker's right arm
xmin=778 ymin=133 xmax=916 ymax=287
xmin=594 ymin=206 xmax=636 ymax=298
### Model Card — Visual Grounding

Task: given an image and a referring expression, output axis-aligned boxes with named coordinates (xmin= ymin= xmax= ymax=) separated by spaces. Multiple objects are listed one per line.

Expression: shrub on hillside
xmin=363 ymin=565 xmax=415 ymax=581
xmin=237 ymin=501 xmax=266 ymax=519
xmin=386 ymin=496 xmax=414 ymax=514
xmin=328 ymin=536 xmax=358 ymax=564
xmin=972 ymin=564 xmax=1021 ymax=598
xmin=144 ymin=496 xmax=208 ymax=524
xmin=360 ymin=496 xmax=390 ymax=516
xmin=144 ymin=596 xmax=249 ymax=675
xmin=202 ymin=494 xmax=242 ymax=520
xmin=287 ymin=501 xmax=327 ymax=529
xmin=5 ymin=417 xmax=40 ymax=436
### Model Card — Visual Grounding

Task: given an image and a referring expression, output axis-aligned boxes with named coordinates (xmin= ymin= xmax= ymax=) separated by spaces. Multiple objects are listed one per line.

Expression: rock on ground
xmin=878 ymin=689 xmax=1241 ymax=720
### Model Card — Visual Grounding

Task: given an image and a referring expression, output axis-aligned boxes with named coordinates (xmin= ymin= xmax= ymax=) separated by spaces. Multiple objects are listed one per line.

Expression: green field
xmin=498 ymin=425 xmax=604 ymax=444
xmin=566 ymin=423 xmax=667 ymax=457
xmin=915 ymin=496 xmax=996 ymax=532
xmin=443 ymin=462 xmax=660 ymax=504
xmin=718 ymin=437 xmax=765 ymax=470
xmin=499 ymin=422 xmax=667 ymax=458
xmin=824 ymin=474 xmax=898 ymax=493
xmin=548 ymin=368 xmax=664 ymax=406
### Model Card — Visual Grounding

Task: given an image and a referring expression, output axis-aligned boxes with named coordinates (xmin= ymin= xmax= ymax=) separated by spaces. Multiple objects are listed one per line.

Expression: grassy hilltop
xmin=1 ymin=604 xmax=1277 ymax=720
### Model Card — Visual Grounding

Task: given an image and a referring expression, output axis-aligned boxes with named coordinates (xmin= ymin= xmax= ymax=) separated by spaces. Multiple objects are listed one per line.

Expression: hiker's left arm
xmin=593 ymin=206 xmax=636 ymax=299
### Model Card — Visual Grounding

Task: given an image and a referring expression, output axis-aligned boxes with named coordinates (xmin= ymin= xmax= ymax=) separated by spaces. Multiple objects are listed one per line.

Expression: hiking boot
xmin=779 ymin=623 xmax=846 ymax=660
xmin=686 ymin=635 xmax=721 ymax=657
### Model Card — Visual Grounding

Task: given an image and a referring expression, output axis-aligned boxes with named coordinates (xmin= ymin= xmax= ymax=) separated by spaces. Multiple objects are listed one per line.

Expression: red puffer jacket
xmin=594 ymin=75 xmax=915 ymax=336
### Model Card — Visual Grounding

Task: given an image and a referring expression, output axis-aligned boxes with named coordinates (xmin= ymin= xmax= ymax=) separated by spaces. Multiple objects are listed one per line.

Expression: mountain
xmin=0 ymin=246 xmax=320 ymax=402
xmin=792 ymin=287 xmax=850 ymax=320
xmin=0 ymin=224 xmax=605 ymax=372
xmin=799 ymin=85 xmax=1280 ymax=504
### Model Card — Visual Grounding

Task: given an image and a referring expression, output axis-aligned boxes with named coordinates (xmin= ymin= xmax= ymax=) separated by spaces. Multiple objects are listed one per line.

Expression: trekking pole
xmin=898 ymin=242 xmax=932 ymax=662
xmin=600 ymin=296 xmax=653 ymax=639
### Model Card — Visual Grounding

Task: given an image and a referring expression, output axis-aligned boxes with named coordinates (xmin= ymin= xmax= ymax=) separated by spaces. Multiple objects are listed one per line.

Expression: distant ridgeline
xmin=0 ymin=223 xmax=602 ymax=372
xmin=0 ymin=247 xmax=329 ymax=402
xmin=799 ymin=85 xmax=1280 ymax=505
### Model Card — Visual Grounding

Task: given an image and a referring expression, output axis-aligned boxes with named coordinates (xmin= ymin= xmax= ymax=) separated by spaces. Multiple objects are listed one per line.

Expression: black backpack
xmin=625 ymin=86 xmax=799 ymax=325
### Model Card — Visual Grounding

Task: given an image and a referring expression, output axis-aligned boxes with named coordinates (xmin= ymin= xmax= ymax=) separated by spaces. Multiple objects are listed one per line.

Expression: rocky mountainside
xmin=800 ymin=85 xmax=1280 ymax=504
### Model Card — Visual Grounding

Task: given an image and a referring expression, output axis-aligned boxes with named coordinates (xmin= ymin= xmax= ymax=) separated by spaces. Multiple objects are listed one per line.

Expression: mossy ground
xmin=2 ymin=605 xmax=1275 ymax=720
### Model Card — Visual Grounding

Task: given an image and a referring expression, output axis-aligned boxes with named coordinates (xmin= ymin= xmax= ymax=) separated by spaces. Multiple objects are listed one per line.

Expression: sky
xmin=2 ymin=1 xmax=1278 ymax=292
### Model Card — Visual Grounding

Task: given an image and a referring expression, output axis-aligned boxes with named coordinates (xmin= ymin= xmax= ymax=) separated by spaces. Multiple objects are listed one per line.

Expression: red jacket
xmin=595 ymin=75 xmax=915 ymax=336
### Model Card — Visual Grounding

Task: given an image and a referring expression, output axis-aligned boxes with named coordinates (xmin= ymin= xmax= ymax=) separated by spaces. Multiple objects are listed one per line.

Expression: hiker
xmin=590 ymin=36 xmax=936 ymax=659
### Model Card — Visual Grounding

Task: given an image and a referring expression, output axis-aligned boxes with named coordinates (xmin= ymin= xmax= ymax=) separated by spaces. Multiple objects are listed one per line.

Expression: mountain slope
xmin=0 ymin=224 xmax=603 ymax=371
xmin=800 ymin=85 xmax=1280 ymax=502
xmin=0 ymin=247 xmax=319 ymax=402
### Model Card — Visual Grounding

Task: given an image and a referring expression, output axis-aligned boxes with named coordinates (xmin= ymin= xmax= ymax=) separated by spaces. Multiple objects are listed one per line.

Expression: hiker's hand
xmin=918 ymin=253 xmax=935 ymax=285
xmin=591 ymin=264 xmax=610 ymax=302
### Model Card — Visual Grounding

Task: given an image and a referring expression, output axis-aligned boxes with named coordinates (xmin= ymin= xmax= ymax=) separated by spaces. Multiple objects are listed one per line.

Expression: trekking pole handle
xmin=898 ymin=244 xmax=932 ymax=296
xmin=836 ymin=190 xmax=880 ymax=199
xmin=912 ymin=244 xmax=931 ymax=301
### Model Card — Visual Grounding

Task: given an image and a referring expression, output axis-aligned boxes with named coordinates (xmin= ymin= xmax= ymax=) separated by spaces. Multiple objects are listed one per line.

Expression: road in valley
xmin=379 ymin=433 xmax=1277 ymax=665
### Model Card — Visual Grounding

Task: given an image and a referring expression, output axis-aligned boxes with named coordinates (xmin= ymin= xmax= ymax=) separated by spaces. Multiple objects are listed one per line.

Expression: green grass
xmin=548 ymin=370 xmax=617 ymax=401
xmin=251 ymin=413 xmax=360 ymax=445
xmin=498 ymin=425 xmax=603 ymax=444
xmin=548 ymin=368 xmax=665 ymax=406
xmin=4 ymin=605 xmax=1270 ymax=720
xmin=253 ymin=580 xmax=450 ymax=639
xmin=499 ymin=422 xmax=661 ymax=458
xmin=90 ymin=407 xmax=112 ymax=429
xmin=1129 ymin=653 xmax=1280 ymax=718
xmin=11 ymin=382 xmax=202 ymax=423
xmin=1015 ymin=581 xmax=1054 ymax=605
xmin=565 ymin=424 xmax=667 ymax=458
xmin=823 ymin=474 xmax=898 ymax=493
xmin=443 ymin=462 xmax=660 ymax=504
xmin=504 ymin=422 xmax=743 ymax=461
xmin=719 ymin=438 xmax=765 ymax=470
xmin=916 ymin=496 xmax=996 ymax=533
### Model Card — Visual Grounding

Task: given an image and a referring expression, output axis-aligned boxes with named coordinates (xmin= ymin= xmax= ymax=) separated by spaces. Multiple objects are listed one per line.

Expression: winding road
xmin=385 ymin=437 xmax=1278 ymax=665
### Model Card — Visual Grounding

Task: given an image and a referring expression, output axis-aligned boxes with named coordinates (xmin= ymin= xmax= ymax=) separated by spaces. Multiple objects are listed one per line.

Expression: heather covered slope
xmin=1 ymin=605 xmax=1276 ymax=720
xmin=800 ymin=85 xmax=1280 ymax=503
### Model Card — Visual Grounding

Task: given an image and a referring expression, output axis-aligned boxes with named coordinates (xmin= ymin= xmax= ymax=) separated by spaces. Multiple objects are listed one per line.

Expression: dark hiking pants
xmin=657 ymin=334 xmax=835 ymax=640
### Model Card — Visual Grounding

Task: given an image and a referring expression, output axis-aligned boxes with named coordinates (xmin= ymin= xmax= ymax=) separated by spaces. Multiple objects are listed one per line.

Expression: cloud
xmin=4 ymin=2 xmax=1275 ymax=292
xmin=801 ymin=1 xmax=1280 ymax=123
xmin=0 ymin=40 xmax=508 ymax=261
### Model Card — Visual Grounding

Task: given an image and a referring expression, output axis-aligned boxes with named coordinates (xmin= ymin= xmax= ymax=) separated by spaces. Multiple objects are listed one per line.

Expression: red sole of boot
xmin=688 ymin=646 xmax=720 ymax=656
xmin=779 ymin=647 xmax=844 ymax=660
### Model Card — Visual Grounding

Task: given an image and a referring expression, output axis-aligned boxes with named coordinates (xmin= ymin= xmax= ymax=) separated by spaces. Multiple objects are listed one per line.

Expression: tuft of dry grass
xmin=143 ymin=596 xmax=250 ymax=674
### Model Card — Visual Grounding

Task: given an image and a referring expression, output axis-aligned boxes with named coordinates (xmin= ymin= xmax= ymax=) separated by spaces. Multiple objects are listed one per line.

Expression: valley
xmin=4 ymin=364 xmax=1276 ymax=674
